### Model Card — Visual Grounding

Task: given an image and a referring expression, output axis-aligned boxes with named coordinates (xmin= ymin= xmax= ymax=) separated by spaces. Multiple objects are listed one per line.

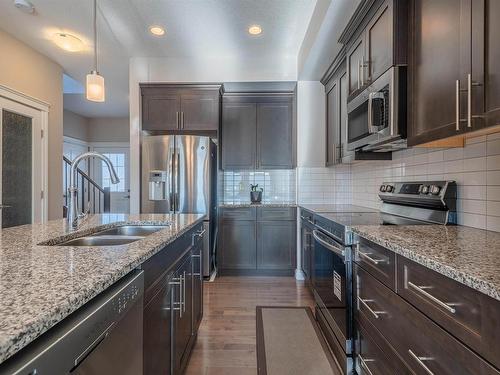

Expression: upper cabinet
xmin=408 ymin=0 xmax=500 ymax=146
xmin=343 ymin=0 xmax=408 ymax=99
xmin=221 ymin=84 xmax=296 ymax=170
xmin=141 ymin=84 xmax=221 ymax=132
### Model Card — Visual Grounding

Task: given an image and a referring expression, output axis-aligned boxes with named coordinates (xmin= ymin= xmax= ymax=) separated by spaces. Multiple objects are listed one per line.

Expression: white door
xmin=0 ymin=97 xmax=44 ymax=228
xmin=93 ymin=146 xmax=130 ymax=213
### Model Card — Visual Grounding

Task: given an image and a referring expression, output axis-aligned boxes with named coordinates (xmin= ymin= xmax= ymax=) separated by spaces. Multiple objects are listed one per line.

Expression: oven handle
xmin=312 ymin=230 xmax=345 ymax=258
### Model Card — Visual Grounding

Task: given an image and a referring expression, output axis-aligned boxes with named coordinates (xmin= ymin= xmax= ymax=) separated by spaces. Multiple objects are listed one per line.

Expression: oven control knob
xmin=420 ymin=185 xmax=430 ymax=194
xmin=385 ymin=185 xmax=394 ymax=193
xmin=380 ymin=185 xmax=387 ymax=192
xmin=430 ymin=185 xmax=441 ymax=195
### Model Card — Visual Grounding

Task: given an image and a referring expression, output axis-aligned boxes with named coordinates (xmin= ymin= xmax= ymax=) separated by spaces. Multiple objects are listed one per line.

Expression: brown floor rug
xmin=256 ymin=306 xmax=339 ymax=375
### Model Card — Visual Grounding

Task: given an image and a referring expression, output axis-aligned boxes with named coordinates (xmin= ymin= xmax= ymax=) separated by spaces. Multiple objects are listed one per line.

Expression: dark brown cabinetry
xmin=300 ymin=209 xmax=314 ymax=282
xmin=343 ymin=0 xmax=407 ymax=99
xmin=353 ymin=233 xmax=500 ymax=374
xmin=221 ymin=92 xmax=295 ymax=170
xmin=219 ymin=207 xmax=296 ymax=275
xmin=408 ymin=0 xmax=500 ymax=146
xmin=142 ymin=223 xmax=203 ymax=375
xmin=141 ymin=84 xmax=220 ymax=132
xmin=326 ymin=77 xmax=340 ymax=166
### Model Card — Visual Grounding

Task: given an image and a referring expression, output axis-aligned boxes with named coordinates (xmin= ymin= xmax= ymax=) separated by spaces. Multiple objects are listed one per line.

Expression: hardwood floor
xmin=185 ymin=276 xmax=315 ymax=375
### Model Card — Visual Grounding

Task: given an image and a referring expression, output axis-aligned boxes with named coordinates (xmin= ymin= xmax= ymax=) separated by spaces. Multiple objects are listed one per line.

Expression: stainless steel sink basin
xmin=93 ymin=225 xmax=169 ymax=237
xmin=59 ymin=235 xmax=144 ymax=247
xmin=52 ymin=225 xmax=169 ymax=247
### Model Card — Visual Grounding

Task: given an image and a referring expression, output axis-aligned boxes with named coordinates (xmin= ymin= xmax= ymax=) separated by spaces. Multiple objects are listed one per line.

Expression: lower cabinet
xmin=143 ymin=223 xmax=203 ymax=375
xmin=219 ymin=207 xmax=296 ymax=275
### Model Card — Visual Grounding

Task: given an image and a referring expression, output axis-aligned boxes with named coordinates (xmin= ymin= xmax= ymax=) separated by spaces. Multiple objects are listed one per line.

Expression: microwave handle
xmin=368 ymin=92 xmax=386 ymax=134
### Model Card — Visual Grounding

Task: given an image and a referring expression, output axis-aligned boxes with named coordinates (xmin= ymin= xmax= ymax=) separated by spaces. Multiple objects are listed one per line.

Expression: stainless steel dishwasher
xmin=0 ymin=270 xmax=144 ymax=375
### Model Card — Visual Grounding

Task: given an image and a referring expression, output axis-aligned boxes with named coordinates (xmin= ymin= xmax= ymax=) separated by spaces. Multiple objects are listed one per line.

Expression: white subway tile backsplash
xmin=297 ymin=136 xmax=500 ymax=232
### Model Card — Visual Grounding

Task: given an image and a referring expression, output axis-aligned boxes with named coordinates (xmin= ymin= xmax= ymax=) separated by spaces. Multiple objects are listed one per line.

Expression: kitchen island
xmin=0 ymin=213 xmax=204 ymax=370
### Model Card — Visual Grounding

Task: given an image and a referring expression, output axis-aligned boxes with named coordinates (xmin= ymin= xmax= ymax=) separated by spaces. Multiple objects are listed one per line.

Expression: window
xmin=101 ymin=153 xmax=126 ymax=192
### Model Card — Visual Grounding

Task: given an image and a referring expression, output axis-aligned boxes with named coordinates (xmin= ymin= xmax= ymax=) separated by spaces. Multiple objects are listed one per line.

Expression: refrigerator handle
xmin=170 ymin=151 xmax=175 ymax=212
xmin=176 ymin=152 xmax=180 ymax=212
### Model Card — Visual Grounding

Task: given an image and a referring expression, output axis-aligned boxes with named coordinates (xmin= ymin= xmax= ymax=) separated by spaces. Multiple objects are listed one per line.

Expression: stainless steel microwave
xmin=347 ymin=66 xmax=407 ymax=152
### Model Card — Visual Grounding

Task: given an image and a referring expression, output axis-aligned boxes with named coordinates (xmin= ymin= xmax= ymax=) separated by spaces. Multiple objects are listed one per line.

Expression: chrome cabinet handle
xmin=176 ymin=111 xmax=180 ymax=129
xmin=467 ymin=73 xmax=482 ymax=128
xmin=358 ymin=60 xmax=362 ymax=89
xmin=358 ymin=250 xmax=385 ymax=265
xmin=358 ymin=297 xmax=386 ymax=319
xmin=182 ymin=271 xmax=186 ymax=313
xmin=404 ymin=266 xmax=456 ymax=313
xmin=169 ymin=277 xmax=182 ymax=315
xmin=181 ymin=112 xmax=185 ymax=129
xmin=456 ymin=80 xmax=460 ymax=131
xmin=408 ymin=349 xmax=435 ymax=375
xmin=358 ymin=355 xmax=375 ymax=375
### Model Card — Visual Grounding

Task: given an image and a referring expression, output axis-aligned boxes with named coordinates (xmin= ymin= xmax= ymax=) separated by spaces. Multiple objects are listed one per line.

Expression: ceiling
xmin=0 ymin=0 xmax=317 ymax=118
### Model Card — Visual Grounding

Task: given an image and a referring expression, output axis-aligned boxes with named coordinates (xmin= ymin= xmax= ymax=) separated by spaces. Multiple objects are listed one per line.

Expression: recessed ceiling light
xmin=149 ymin=26 xmax=165 ymax=36
xmin=248 ymin=25 xmax=262 ymax=35
xmin=14 ymin=0 xmax=35 ymax=14
xmin=52 ymin=33 xmax=84 ymax=52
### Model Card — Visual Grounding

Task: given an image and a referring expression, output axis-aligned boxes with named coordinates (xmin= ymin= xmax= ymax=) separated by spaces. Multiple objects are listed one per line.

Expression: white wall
xmin=297 ymin=81 xmax=326 ymax=167
xmin=88 ymin=117 xmax=129 ymax=143
xmin=64 ymin=110 xmax=89 ymax=141
xmin=129 ymin=56 xmax=299 ymax=213
xmin=0 ymin=29 xmax=63 ymax=220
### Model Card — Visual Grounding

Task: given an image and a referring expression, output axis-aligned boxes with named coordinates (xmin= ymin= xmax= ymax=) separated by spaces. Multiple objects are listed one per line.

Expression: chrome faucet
xmin=67 ymin=151 xmax=120 ymax=229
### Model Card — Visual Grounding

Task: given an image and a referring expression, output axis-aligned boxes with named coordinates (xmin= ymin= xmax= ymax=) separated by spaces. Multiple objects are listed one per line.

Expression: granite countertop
xmin=351 ymin=225 xmax=500 ymax=302
xmin=219 ymin=202 xmax=297 ymax=208
xmin=0 ymin=213 xmax=205 ymax=364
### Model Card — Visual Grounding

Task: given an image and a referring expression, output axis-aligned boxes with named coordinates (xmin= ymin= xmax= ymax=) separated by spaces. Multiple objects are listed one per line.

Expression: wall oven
xmin=347 ymin=66 xmax=406 ymax=152
xmin=312 ymin=217 xmax=353 ymax=374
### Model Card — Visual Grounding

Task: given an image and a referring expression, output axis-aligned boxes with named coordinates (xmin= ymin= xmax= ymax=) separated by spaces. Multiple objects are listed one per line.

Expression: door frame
xmin=0 ymin=84 xmax=49 ymax=223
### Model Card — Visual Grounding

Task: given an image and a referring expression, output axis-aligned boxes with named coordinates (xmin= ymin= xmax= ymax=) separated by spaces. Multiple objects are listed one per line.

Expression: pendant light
xmin=86 ymin=0 xmax=105 ymax=102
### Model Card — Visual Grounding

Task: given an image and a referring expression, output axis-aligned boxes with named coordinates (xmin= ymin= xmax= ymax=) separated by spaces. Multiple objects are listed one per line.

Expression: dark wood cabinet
xmin=220 ymin=220 xmax=257 ymax=269
xmin=221 ymin=91 xmax=296 ymax=170
xmin=300 ymin=210 xmax=314 ymax=282
xmin=221 ymin=102 xmax=256 ymax=170
xmin=326 ymin=78 xmax=340 ymax=166
xmin=347 ymin=36 xmax=365 ymax=97
xmin=408 ymin=0 xmax=500 ymax=145
xmin=257 ymin=102 xmax=293 ymax=169
xmin=256 ymin=221 xmax=296 ymax=270
xmin=180 ymin=92 xmax=219 ymax=131
xmin=144 ymin=277 xmax=173 ymax=375
xmin=219 ymin=207 xmax=296 ymax=275
xmin=141 ymin=84 xmax=220 ymax=132
xmin=191 ymin=236 xmax=203 ymax=332
xmin=173 ymin=255 xmax=193 ymax=374
xmin=142 ymin=92 xmax=180 ymax=131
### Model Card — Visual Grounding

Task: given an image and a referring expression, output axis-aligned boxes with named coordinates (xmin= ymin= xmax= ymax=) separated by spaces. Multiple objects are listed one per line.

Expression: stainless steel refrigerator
xmin=141 ymin=134 xmax=217 ymax=277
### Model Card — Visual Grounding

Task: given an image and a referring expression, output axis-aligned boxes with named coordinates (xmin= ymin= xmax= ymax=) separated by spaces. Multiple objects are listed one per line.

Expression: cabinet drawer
xmin=397 ymin=256 xmax=500 ymax=369
xmin=355 ymin=318 xmax=410 ymax=375
xmin=257 ymin=207 xmax=296 ymax=221
xmin=354 ymin=235 xmax=396 ymax=290
xmin=220 ymin=207 xmax=256 ymax=221
xmin=355 ymin=264 xmax=500 ymax=375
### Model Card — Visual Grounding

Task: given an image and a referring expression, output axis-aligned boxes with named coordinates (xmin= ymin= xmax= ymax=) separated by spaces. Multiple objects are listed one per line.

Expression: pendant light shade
xmin=86 ymin=0 xmax=105 ymax=102
xmin=86 ymin=70 xmax=105 ymax=102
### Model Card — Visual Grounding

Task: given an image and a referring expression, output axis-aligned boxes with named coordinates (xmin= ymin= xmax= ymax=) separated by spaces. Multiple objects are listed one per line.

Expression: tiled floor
xmin=185 ymin=276 xmax=315 ymax=375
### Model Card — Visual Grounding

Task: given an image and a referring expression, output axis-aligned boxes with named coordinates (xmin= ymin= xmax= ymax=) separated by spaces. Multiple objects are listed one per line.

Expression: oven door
xmin=312 ymin=229 xmax=352 ymax=354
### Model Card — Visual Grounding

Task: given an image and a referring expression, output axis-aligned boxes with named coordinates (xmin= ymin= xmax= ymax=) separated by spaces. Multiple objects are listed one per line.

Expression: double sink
xmin=54 ymin=225 xmax=169 ymax=247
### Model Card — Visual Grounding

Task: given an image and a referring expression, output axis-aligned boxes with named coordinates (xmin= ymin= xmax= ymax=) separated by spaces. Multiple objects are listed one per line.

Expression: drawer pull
xmin=358 ymin=251 xmax=385 ymax=265
xmin=358 ymin=297 xmax=386 ymax=319
xmin=407 ymin=281 xmax=456 ymax=314
xmin=358 ymin=355 xmax=375 ymax=375
xmin=408 ymin=349 xmax=435 ymax=375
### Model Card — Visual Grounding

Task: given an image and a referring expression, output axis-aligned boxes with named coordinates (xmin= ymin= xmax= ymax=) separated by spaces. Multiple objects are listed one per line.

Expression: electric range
xmin=311 ymin=181 xmax=457 ymax=374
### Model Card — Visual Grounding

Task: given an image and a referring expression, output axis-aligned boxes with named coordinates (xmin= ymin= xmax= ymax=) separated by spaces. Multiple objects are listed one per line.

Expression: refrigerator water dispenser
xmin=148 ymin=170 xmax=168 ymax=200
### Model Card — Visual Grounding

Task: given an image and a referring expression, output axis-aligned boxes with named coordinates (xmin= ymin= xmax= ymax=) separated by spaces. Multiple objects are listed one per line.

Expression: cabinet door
xmin=365 ymin=1 xmax=393 ymax=84
xmin=257 ymin=102 xmax=293 ymax=169
xmin=408 ymin=0 xmax=471 ymax=146
xmin=180 ymin=91 xmax=220 ymax=131
xmin=192 ymin=240 xmax=203 ymax=331
xmin=221 ymin=103 xmax=256 ymax=170
xmin=142 ymin=93 xmax=180 ymax=131
xmin=257 ymin=221 xmax=296 ymax=270
xmin=326 ymin=79 xmax=340 ymax=166
xmin=339 ymin=72 xmax=353 ymax=162
xmin=220 ymin=221 xmax=256 ymax=269
xmin=347 ymin=36 xmax=366 ymax=97
xmin=144 ymin=279 xmax=172 ymax=375
xmin=472 ymin=0 xmax=500 ymax=130
xmin=173 ymin=256 xmax=193 ymax=373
